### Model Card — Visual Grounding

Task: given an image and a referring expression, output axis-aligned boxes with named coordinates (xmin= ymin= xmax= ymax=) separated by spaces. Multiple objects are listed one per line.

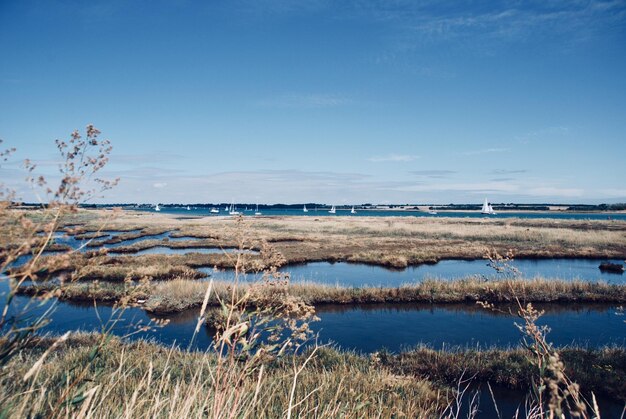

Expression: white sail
xmin=186 ymin=205 xmax=190 ymax=211
xmin=229 ymin=201 xmax=240 ymax=215
xmin=481 ymin=198 xmax=497 ymax=215
xmin=303 ymin=204 xmax=308 ymax=213
xmin=329 ymin=205 xmax=336 ymax=214
xmin=350 ymin=206 xmax=356 ymax=214
xmin=481 ymin=198 xmax=490 ymax=213
xmin=255 ymin=203 xmax=262 ymax=215
xmin=155 ymin=203 xmax=160 ymax=212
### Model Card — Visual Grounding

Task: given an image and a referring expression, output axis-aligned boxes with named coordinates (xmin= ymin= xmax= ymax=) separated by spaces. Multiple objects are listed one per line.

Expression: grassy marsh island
xmin=8 ymin=208 xmax=626 ymax=308
xmin=19 ymin=277 xmax=626 ymax=313
xmin=81 ymin=210 xmax=626 ymax=266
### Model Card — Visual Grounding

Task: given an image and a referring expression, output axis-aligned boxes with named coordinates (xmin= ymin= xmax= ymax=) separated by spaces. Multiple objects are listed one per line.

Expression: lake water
xmin=109 ymin=246 xmax=259 ymax=256
xmin=128 ymin=206 xmax=626 ymax=221
xmin=199 ymin=259 xmax=625 ymax=286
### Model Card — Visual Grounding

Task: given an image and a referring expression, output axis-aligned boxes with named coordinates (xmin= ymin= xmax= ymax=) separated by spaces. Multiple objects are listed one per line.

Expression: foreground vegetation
xmin=0 ymin=334 xmax=445 ymax=418
xmin=1 ymin=333 xmax=624 ymax=418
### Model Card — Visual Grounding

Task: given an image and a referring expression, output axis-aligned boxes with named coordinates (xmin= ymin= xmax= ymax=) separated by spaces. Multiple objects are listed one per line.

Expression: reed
xmin=2 ymin=333 xmax=624 ymax=418
xmin=20 ymin=276 xmax=626 ymax=313
xmin=0 ymin=333 xmax=450 ymax=418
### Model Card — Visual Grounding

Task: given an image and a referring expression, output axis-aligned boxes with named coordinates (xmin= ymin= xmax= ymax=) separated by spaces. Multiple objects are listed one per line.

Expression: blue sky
xmin=1 ymin=0 xmax=625 ymax=204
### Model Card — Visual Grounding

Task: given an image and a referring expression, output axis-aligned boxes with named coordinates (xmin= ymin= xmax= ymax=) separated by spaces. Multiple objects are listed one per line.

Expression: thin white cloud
xmin=410 ymin=170 xmax=457 ymax=176
xmin=515 ymin=126 xmax=570 ymax=144
xmin=491 ymin=169 xmax=527 ymax=175
xmin=404 ymin=3 xmax=626 ymax=46
xmin=256 ymin=93 xmax=353 ymax=108
xmin=462 ymin=148 xmax=508 ymax=156
xmin=527 ymin=187 xmax=584 ymax=197
xmin=368 ymin=153 xmax=420 ymax=162
xmin=599 ymin=189 xmax=626 ymax=198
xmin=394 ymin=180 xmax=585 ymax=198
xmin=153 ymin=182 xmax=167 ymax=189
xmin=395 ymin=181 xmax=519 ymax=193
xmin=111 ymin=151 xmax=186 ymax=164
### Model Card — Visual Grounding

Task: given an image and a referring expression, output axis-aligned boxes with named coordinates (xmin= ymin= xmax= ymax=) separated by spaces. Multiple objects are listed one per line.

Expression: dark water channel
xmin=4 ymin=290 xmax=623 ymax=353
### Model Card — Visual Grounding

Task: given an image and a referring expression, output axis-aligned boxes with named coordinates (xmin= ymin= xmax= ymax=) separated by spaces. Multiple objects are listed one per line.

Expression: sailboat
xmin=210 ymin=207 xmax=219 ymax=214
xmin=350 ymin=206 xmax=356 ymax=214
xmin=155 ymin=203 xmax=161 ymax=212
xmin=328 ymin=205 xmax=336 ymax=214
xmin=186 ymin=205 xmax=191 ymax=211
xmin=223 ymin=205 xmax=229 ymax=212
xmin=255 ymin=203 xmax=262 ymax=216
xmin=229 ymin=201 xmax=241 ymax=216
xmin=481 ymin=198 xmax=497 ymax=215
xmin=303 ymin=204 xmax=308 ymax=213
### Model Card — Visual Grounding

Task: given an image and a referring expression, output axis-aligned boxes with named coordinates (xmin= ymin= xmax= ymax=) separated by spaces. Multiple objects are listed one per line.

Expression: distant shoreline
xmin=349 ymin=207 xmax=626 ymax=214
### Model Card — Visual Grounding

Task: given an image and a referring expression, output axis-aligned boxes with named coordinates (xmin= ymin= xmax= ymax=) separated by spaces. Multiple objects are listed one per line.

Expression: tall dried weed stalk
xmin=201 ymin=215 xmax=320 ymax=416
xmin=481 ymin=248 xmax=602 ymax=418
xmin=0 ymin=126 xmax=119 ymax=368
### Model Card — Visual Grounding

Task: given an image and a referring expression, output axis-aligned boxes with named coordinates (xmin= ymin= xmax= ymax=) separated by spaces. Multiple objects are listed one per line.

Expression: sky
xmin=1 ymin=0 xmax=625 ymax=205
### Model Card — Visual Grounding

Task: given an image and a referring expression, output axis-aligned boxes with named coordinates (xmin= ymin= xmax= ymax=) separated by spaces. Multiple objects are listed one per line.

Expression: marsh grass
xmin=39 ymin=276 xmax=623 ymax=312
xmin=389 ymin=345 xmax=626 ymax=402
xmin=17 ymin=275 xmax=626 ymax=315
xmin=31 ymin=211 xmax=625 ymax=271
xmin=0 ymin=334 xmax=450 ymax=418
xmin=2 ymin=334 xmax=623 ymax=418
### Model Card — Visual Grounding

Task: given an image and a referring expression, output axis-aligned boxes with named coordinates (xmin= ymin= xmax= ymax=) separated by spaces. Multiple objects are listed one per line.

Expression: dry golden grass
xmin=144 ymin=277 xmax=626 ymax=313
xmin=75 ymin=210 xmax=626 ymax=265
xmin=6 ymin=209 xmax=625 ymax=273
xmin=21 ymin=277 xmax=626 ymax=313
xmin=2 ymin=333 xmax=624 ymax=418
xmin=0 ymin=333 xmax=448 ymax=418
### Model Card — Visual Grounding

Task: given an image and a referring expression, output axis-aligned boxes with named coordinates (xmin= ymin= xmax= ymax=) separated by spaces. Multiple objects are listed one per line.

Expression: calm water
xmin=49 ymin=231 xmax=200 ymax=250
xmin=2 ymin=291 xmax=624 ymax=352
xmin=311 ymin=303 xmax=626 ymax=352
xmin=109 ymin=246 xmax=259 ymax=256
xmin=128 ymin=206 xmax=626 ymax=221
xmin=199 ymin=259 xmax=625 ymax=286
xmin=461 ymin=384 xmax=625 ymax=419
